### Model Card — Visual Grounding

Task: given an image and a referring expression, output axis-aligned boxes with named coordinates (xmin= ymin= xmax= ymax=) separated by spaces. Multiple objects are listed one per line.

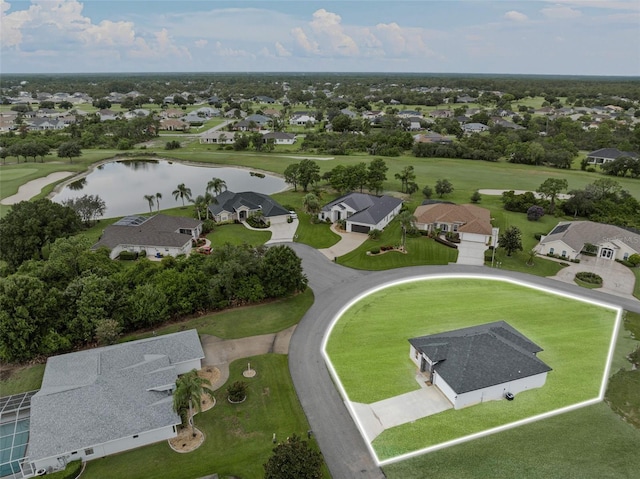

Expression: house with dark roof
xmin=26 ymin=330 xmax=204 ymax=475
xmin=319 ymin=192 xmax=403 ymax=234
xmin=409 ymin=321 xmax=551 ymax=409
xmin=537 ymin=221 xmax=640 ymax=261
xmin=262 ymin=131 xmax=296 ymax=145
xmin=92 ymin=214 xmax=202 ymax=259
xmin=413 ymin=203 xmax=498 ymax=265
xmin=208 ymin=191 xmax=290 ymax=224
xmin=585 ymin=148 xmax=639 ymax=165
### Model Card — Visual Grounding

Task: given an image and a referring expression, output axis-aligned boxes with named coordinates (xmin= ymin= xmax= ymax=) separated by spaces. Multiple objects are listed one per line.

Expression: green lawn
xmin=207 ymin=223 xmax=271 ymax=247
xmin=338 ymin=221 xmax=458 ymax=269
xmin=632 ymin=267 xmax=640 ymax=300
xmin=325 ymin=278 xmax=618 ymax=459
xmin=0 ymin=364 xmax=45 ymax=396
xmin=82 ymin=354 xmax=329 ymax=479
xmin=383 ymin=402 xmax=640 ymax=479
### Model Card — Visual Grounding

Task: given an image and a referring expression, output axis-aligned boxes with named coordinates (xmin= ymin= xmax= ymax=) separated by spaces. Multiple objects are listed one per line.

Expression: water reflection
xmin=52 ymin=160 xmax=286 ymax=218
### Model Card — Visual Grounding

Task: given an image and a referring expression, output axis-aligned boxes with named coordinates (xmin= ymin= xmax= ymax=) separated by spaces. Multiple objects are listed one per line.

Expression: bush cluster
xmin=575 ymin=271 xmax=603 ymax=284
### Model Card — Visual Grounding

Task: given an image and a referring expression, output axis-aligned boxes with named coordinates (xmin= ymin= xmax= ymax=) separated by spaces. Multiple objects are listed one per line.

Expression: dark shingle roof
xmin=587 ymin=148 xmax=638 ymax=160
xmin=321 ymin=193 xmax=402 ymax=226
xmin=92 ymin=214 xmax=201 ymax=251
xmin=208 ymin=191 xmax=288 ymax=218
xmin=409 ymin=321 xmax=551 ymax=394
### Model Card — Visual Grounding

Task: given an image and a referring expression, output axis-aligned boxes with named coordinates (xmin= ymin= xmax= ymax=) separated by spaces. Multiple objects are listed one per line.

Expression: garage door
xmin=350 ymin=224 xmax=370 ymax=234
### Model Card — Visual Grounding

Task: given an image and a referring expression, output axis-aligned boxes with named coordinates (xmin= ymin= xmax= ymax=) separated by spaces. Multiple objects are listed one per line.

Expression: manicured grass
xmin=382 ymin=403 xmax=640 ymax=479
xmin=82 ymin=354 xmax=329 ymax=479
xmin=122 ymin=289 xmax=314 ymax=342
xmin=325 ymin=278 xmax=617 ymax=459
xmin=0 ymin=364 xmax=45 ymax=396
xmin=338 ymin=221 xmax=457 ymax=269
xmin=632 ymin=267 xmax=640 ymax=300
xmin=207 ymin=223 xmax=271 ymax=247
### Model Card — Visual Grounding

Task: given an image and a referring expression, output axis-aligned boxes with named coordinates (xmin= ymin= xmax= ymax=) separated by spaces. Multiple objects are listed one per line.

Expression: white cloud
xmin=194 ymin=39 xmax=208 ymax=48
xmin=291 ymin=26 xmax=320 ymax=55
xmin=541 ymin=1 xmax=639 ymax=11
xmin=541 ymin=5 xmax=582 ymax=19
xmin=504 ymin=11 xmax=528 ymax=22
xmin=308 ymin=9 xmax=359 ymax=56
xmin=275 ymin=41 xmax=291 ymax=57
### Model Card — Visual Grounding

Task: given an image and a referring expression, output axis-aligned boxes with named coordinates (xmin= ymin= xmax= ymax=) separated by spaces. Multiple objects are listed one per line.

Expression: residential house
xmin=429 ymin=109 xmax=453 ymax=119
xmin=319 ymin=192 xmax=403 ymax=234
xmin=262 ymin=131 xmax=296 ymax=145
xmin=26 ymin=118 xmax=66 ymax=131
xmin=413 ymin=203 xmax=498 ymax=265
xmin=199 ymin=130 xmax=236 ymax=145
xmin=409 ymin=321 xmax=552 ymax=409
xmin=398 ymin=109 xmax=422 ymax=118
xmin=455 ymin=94 xmax=477 ymax=103
xmin=254 ymin=95 xmax=276 ymax=104
xmin=97 ymin=109 xmax=119 ymax=122
xmin=92 ymin=214 xmax=202 ymax=259
xmin=262 ymin=108 xmax=282 ymax=118
xmin=208 ymin=191 xmax=290 ymax=224
xmin=462 ymin=122 xmax=489 ymax=134
xmin=163 ymin=108 xmax=184 ymax=118
xmin=289 ymin=112 xmax=316 ymax=126
xmin=181 ymin=113 xmax=205 ymax=125
xmin=492 ymin=118 xmax=524 ymax=130
xmin=537 ymin=221 xmax=640 ymax=261
xmin=26 ymin=330 xmax=204 ymax=476
xmin=413 ymin=132 xmax=453 ymax=144
xmin=362 ymin=110 xmax=384 ymax=123
xmin=585 ymin=148 xmax=639 ymax=165
xmin=193 ymin=107 xmax=220 ymax=118
xmin=406 ymin=116 xmax=423 ymax=131
xmin=232 ymin=119 xmax=262 ymax=132
xmin=340 ymin=108 xmax=358 ymax=119
xmin=123 ymin=109 xmax=150 ymax=120
xmin=159 ymin=119 xmax=190 ymax=131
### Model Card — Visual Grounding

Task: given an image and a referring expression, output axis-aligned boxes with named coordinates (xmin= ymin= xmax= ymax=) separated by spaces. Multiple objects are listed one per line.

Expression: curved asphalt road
xmin=287 ymin=243 xmax=640 ymax=479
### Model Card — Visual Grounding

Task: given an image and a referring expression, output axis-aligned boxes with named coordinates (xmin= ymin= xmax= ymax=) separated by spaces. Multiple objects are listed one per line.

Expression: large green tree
xmin=499 ymin=226 xmax=523 ymax=257
xmin=367 ymin=158 xmax=388 ymax=194
xmin=536 ymin=178 xmax=568 ymax=214
xmin=260 ymin=245 xmax=307 ymax=297
xmin=62 ymin=194 xmax=106 ymax=226
xmin=435 ymin=178 xmax=454 ymax=197
xmin=0 ymin=199 xmax=81 ymax=272
xmin=283 ymin=163 xmax=300 ymax=192
xmin=297 ymin=159 xmax=321 ymax=192
xmin=395 ymin=165 xmax=416 ymax=193
xmin=263 ymin=434 xmax=323 ymax=479
xmin=57 ymin=141 xmax=82 ymax=163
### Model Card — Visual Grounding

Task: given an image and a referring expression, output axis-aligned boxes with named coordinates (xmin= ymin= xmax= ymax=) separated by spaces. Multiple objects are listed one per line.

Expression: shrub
xmin=368 ymin=229 xmax=382 ymax=240
xmin=201 ymin=219 xmax=215 ymax=234
xmin=628 ymin=254 xmax=640 ymax=266
xmin=527 ymin=205 xmax=545 ymax=221
xmin=44 ymin=460 xmax=82 ymax=479
xmin=118 ymin=251 xmax=138 ymax=260
xmin=139 ymin=249 xmax=147 ymax=258
xmin=227 ymin=381 xmax=248 ymax=402
xmin=616 ymin=259 xmax=634 ymax=268
xmin=534 ymin=233 xmax=544 ymax=241
xmin=165 ymin=140 xmax=181 ymax=150
xmin=575 ymin=271 xmax=603 ymax=285
xmin=370 ymin=248 xmax=380 ymax=255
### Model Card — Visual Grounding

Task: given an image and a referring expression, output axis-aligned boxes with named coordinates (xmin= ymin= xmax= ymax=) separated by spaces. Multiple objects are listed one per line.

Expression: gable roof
xmin=28 ymin=330 xmax=204 ymax=462
xmin=208 ymin=191 xmax=289 ymax=218
xmin=92 ymin=214 xmax=201 ymax=251
xmin=540 ymin=221 xmax=640 ymax=253
xmin=413 ymin=203 xmax=493 ymax=235
xmin=409 ymin=321 xmax=551 ymax=394
xmin=322 ymin=193 xmax=403 ymax=226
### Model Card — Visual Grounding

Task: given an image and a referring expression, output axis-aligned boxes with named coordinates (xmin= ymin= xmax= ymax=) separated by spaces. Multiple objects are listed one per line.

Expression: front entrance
xmin=600 ymin=248 xmax=614 ymax=259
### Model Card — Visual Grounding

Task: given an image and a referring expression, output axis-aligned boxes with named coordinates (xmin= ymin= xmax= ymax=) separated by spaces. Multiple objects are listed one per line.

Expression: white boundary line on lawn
xmin=321 ymin=274 xmax=623 ymax=466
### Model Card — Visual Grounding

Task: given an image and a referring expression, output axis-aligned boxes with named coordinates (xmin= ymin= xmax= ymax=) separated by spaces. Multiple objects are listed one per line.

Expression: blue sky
xmin=2 ymin=0 xmax=639 ymax=75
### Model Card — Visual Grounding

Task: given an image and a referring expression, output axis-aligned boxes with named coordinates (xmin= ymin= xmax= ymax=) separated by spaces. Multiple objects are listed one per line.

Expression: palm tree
xmin=172 ymin=370 xmax=214 ymax=437
xmin=143 ymin=194 xmax=155 ymax=214
xmin=395 ymin=210 xmax=417 ymax=251
xmin=191 ymin=195 xmax=206 ymax=221
xmin=155 ymin=192 xmax=162 ymax=212
xmin=172 ymin=183 xmax=192 ymax=207
xmin=206 ymin=177 xmax=227 ymax=196
xmin=202 ymin=192 xmax=216 ymax=219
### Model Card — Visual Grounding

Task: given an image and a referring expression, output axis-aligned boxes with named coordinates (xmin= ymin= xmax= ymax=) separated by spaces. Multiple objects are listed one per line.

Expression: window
xmin=561 ymin=250 xmax=567 ymax=257
xmin=549 ymin=248 xmax=554 ymax=254
xmin=623 ymin=253 xmax=629 ymax=260
xmin=84 ymin=448 xmax=94 ymax=456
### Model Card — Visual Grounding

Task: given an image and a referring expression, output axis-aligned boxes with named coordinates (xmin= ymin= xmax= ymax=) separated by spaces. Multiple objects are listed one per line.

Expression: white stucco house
xmin=262 ymin=131 xmax=296 ymax=145
xmin=208 ymin=190 xmax=291 ymax=224
xmin=92 ymin=214 xmax=202 ymax=259
xmin=199 ymin=130 xmax=236 ymax=144
xmin=585 ymin=148 xmax=639 ymax=165
xmin=319 ymin=192 xmax=403 ymax=234
xmin=409 ymin=321 xmax=552 ymax=410
xmin=25 ymin=330 xmax=204 ymax=476
xmin=537 ymin=221 xmax=640 ymax=261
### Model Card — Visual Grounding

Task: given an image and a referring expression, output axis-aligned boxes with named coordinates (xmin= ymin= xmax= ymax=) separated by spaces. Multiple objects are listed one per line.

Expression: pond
xmin=52 ymin=159 xmax=287 ymax=218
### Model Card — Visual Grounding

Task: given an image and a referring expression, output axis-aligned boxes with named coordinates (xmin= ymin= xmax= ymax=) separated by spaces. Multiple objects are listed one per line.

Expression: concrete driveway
xmin=456 ymin=240 xmax=487 ymax=266
xmin=318 ymin=224 xmax=369 ymax=259
xmin=241 ymin=218 xmax=298 ymax=244
xmin=546 ymin=255 xmax=637 ymax=300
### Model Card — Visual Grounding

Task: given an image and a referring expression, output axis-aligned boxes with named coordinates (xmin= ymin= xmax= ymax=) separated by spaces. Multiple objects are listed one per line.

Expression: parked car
xmin=197 ymin=245 xmax=212 ymax=254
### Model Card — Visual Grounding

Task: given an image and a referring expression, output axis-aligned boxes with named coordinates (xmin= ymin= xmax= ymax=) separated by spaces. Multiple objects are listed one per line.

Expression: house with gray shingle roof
xmin=585 ymin=148 xmax=639 ymax=165
xmin=92 ymin=214 xmax=202 ymax=259
xmin=537 ymin=221 xmax=640 ymax=261
xmin=409 ymin=321 xmax=551 ymax=409
xmin=208 ymin=191 xmax=290 ymax=224
xmin=27 ymin=330 xmax=204 ymax=475
xmin=319 ymin=192 xmax=403 ymax=234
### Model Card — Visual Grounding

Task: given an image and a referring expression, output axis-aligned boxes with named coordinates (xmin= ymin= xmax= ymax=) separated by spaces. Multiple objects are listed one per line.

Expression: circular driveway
xmin=287 ymin=243 xmax=640 ymax=478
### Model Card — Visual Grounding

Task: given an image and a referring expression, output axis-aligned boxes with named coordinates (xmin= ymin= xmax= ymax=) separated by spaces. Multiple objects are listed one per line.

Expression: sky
xmin=1 ymin=0 xmax=639 ymax=76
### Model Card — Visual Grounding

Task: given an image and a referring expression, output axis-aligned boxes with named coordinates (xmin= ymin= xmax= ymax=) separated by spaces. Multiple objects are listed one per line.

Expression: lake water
xmin=52 ymin=159 xmax=287 ymax=218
